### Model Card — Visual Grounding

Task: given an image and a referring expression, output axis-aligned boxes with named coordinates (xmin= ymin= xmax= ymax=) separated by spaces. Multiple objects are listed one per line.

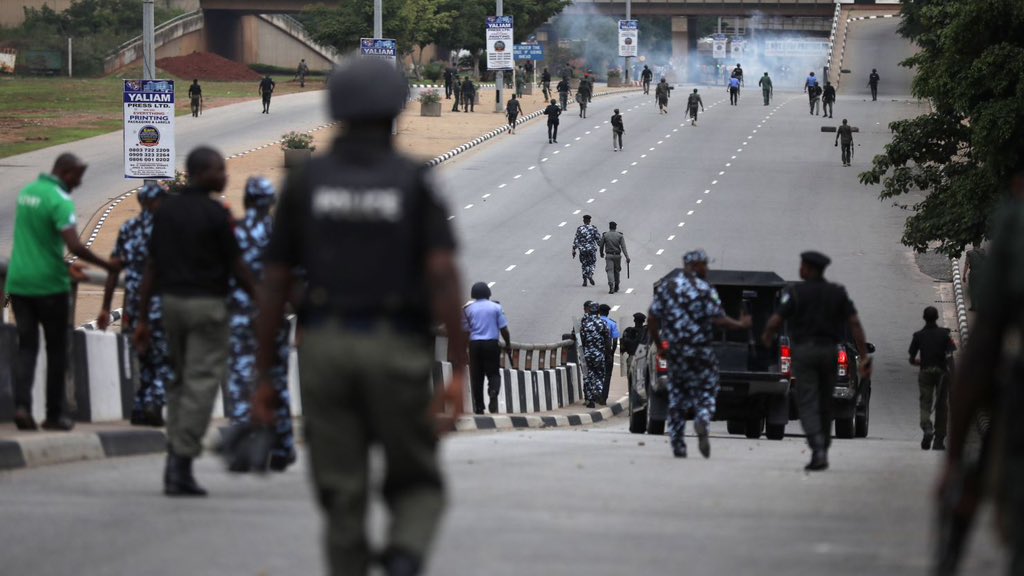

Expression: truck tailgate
xmin=719 ymin=370 xmax=789 ymax=396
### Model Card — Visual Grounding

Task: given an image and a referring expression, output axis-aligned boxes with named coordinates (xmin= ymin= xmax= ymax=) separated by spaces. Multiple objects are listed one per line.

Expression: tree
xmin=397 ymin=0 xmax=456 ymax=72
xmin=859 ymin=0 xmax=1024 ymax=256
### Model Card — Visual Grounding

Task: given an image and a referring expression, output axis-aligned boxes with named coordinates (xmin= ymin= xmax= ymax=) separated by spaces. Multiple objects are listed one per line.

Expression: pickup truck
xmin=628 ymin=269 xmax=874 ymax=440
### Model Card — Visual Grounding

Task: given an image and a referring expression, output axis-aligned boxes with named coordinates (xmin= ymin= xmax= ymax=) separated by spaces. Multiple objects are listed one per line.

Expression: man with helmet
xmin=252 ymin=57 xmax=467 ymax=576
xmin=463 ymin=281 xmax=513 ymax=414
xmin=225 ymin=176 xmax=295 ymax=472
xmin=98 ymin=182 xmax=172 ymax=427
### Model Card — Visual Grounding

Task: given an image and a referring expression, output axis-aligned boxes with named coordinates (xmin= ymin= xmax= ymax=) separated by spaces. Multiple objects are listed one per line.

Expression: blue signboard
xmin=514 ymin=43 xmax=545 ymax=61
xmin=360 ymin=38 xmax=397 ymax=62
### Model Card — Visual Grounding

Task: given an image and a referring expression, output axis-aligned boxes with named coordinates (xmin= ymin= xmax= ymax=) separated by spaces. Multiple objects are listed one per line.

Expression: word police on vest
xmin=312 ymin=187 xmax=403 ymax=221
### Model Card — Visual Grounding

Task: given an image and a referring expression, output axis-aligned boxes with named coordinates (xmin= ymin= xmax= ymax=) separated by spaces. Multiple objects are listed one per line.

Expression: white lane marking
xmin=667 ymin=235 xmax=676 ymax=241
xmin=712 ymin=180 xmax=718 ymax=185
xmin=482 ymin=194 xmax=491 ymax=199
xmin=678 ymin=222 xmax=685 ymax=227
xmin=573 ymin=209 xmax=581 ymax=215
xmin=598 ymin=188 xmax=607 ymax=193
xmin=640 ymin=154 xmax=647 ymax=158
xmin=542 ymin=158 xmax=549 ymax=162
xmin=514 ymin=174 xmax=522 ymax=179
xmin=586 ymin=131 xmax=592 ymax=135
xmin=559 ymin=221 xmax=567 ymax=227
xmin=742 ymin=142 xmax=748 ymax=145
xmin=687 ymin=210 xmax=694 ymax=215
xmin=725 ymin=163 xmax=731 ymax=167
xmin=658 ymin=140 xmax=664 ymax=144
xmin=604 ymin=120 xmax=609 ymax=123
xmin=611 ymin=179 xmax=619 ymax=184
xmin=621 ymin=170 xmax=629 ymax=175
xmin=586 ymin=198 xmax=595 ymax=203
xmin=543 ymin=235 xmax=551 ymax=240
xmin=666 ymin=135 xmax=672 ymax=138
xmin=594 ymin=125 xmax=601 ymax=129
xmin=525 ymin=249 xmax=535 ymax=255
xmin=631 ymin=161 xmax=638 ymax=166
xmin=719 ymin=171 xmax=725 ymax=175
xmin=737 ymin=148 xmax=743 ymax=152
xmin=499 ymin=184 xmax=507 ymax=189
xmin=464 ymin=204 xmax=474 ymax=209
xmin=731 ymin=155 xmax=737 ymax=159
xmin=625 ymin=288 xmax=635 ymax=294
xmin=704 ymin=189 xmax=710 ymax=194
xmin=447 ymin=216 xmax=455 ymax=221
xmin=575 ymin=137 xmax=581 ymax=141
xmin=644 ymin=264 xmax=653 ymax=271
xmin=697 ymin=199 xmax=703 ymax=204
xmin=673 ymin=129 xmax=678 ymax=132
xmin=505 ymin=265 xmax=517 ymax=271
xmin=611 ymin=305 xmax=621 ymax=312
xmin=752 ymin=130 xmax=758 ymax=133
xmin=656 ymin=249 xmax=665 ymax=255
xmin=650 ymin=147 xmax=656 ymax=151
xmin=564 ymin=144 xmax=571 ymax=148
xmin=487 ymin=282 xmax=496 ymax=288
xmin=528 ymin=166 xmax=536 ymax=170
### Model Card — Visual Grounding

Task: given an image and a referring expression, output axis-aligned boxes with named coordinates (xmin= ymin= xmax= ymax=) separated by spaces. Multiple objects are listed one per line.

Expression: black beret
xmin=801 ymin=251 xmax=831 ymax=270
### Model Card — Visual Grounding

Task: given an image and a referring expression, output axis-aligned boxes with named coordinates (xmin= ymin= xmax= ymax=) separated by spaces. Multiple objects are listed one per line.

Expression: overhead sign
xmin=731 ymin=39 xmax=745 ymax=59
xmin=123 ymin=79 xmax=175 ymax=180
xmin=618 ymin=20 xmax=638 ymax=58
xmin=360 ymin=38 xmax=397 ymax=62
xmin=712 ymin=34 xmax=727 ymax=59
xmin=514 ymin=43 xmax=545 ymax=61
xmin=486 ymin=15 xmax=514 ymax=70
xmin=763 ymin=39 xmax=831 ymax=57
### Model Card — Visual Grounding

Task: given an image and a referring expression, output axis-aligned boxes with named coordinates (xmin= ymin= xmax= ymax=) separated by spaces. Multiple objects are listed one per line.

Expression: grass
xmin=0 ymin=69 xmax=320 ymax=158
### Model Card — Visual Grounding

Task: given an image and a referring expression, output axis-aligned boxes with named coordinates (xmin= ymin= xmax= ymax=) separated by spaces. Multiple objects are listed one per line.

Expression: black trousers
xmin=602 ymin=355 xmax=614 ymax=402
xmin=823 ymin=101 xmax=833 ymax=117
xmin=841 ymin=142 xmax=852 ymax=164
xmin=792 ymin=344 xmax=838 ymax=447
xmin=870 ymin=84 xmax=878 ymax=100
xmin=729 ymin=88 xmax=739 ymax=105
xmin=547 ymin=121 xmax=559 ymax=142
xmin=445 ymin=81 xmax=453 ymax=98
xmin=11 ymin=293 xmax=70 ymax=420
xmin=262 ymin=94 xmax=271 ymax=112
xmin=469 ymin=340 xmax=501 ymax=414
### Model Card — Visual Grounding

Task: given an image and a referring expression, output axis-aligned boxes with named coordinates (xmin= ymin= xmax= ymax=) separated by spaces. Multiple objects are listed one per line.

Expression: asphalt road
xmin=0 ymin=17 xmax=1008 ymax=576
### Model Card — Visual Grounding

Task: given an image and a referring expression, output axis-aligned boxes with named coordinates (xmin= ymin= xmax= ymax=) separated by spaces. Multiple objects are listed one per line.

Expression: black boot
xmin=695 ymin=421 xmax=711 ymax=459
xmin=921 ymin=432 xmax=934 ymax=450
xmin=380 ymin=548 xmax=423 ymax=576
xmin=932 ymin=436 xmax=946 ymax=451
xmin=164 ymin=451 xmax=208 ymax=497
xmin=488 ymin=396 xmax=499 ymax=414
xmin=805 ymin=434 xmax=829 ymax=471
xmin=673 ymin=443 xmax=687 ymax=458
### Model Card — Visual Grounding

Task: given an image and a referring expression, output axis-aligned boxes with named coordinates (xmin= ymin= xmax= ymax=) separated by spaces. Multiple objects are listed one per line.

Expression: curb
xmin=454 ymin=396 xmax=627 ymax=431
xmin=412 ymin=83 xmax=496 ymax=89
xmin=951 ymin=257 xmax=969 ymax=346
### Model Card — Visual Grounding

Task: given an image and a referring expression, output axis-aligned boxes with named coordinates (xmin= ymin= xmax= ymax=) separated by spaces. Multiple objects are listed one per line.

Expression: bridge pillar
xmin=671 ymin=16 xmax=691 ymax=84
xmin=203 ymin=9 xmax=243 ymax=61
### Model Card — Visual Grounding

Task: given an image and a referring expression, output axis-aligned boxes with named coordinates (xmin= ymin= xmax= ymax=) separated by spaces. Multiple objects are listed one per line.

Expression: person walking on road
xmin=259 ymin=75 xmax=275 ymax=114
xmin=597 ymin=303 xmax=619 ymax=405
xmin=98 ymin=182 xmax=171 ymax=427
xmin=648 ymin=250 xmax=751 ymax=459
xmin=641 ymin=65 xmax=653 ymax=95
xmin=731 ymin=63 xmax=744 ymax=86
xmin=541 ymin=67 xmax=551 ymax=101
xmin=572 ymin=215 xmax=601 ymax=287
xmin=135 ymin=146 xmax=256 ymax=496
xmin=836 ymin=118 xmax=854 ymax=166
xmin=506 ymin=94 xmax=522 ymax=134
xmin=451 ymin=77 xmax=463 ymax=112
xmin=728 ymin=75 xmax=741 ymax=106
xmin=600 ymin=221 xmax=630 ymax=293
xmin=557 ymin=77 xmax=571 ymax=112
xmin=656 ymin=78 xmax=671 ymax=113
xmin=580 ymin=301 xmax=610 ymax=409
xmin=464 ymin=282 xmax=512 ymax=415
xmin=611 ymin=108 xmax=624 ymax=151
xmin=461 ymin=77 xmax=476 ymax=112
xmin=225 ymin=176 xmax=295 ymax=472
xmin=868 ymin=68 xmax=880 ymax=101
xmin=296 ymin=59 xmax=309 ymax=88
xmin=544 ymin=98 xmax=561 ymax=144
xmin=6 ymin=153 xmax=113 ymax=431
xmin=822 ymin=81 xmax=836 ymax=119
xmin=762 ymin=251 xmax=872 ymax=471
xmin=443 ymin=67 xmax=454 ymax=99
xmin=909 ymin=306 xmax=956 ymax=451
xmin=758 ymin=72 xmax=773 ymax=106
xmin=188 ymin=79 xmax=202 ymax=117
xmin=687 ymin=89 xmax=704 ymax=126
xmin=251 ymin=58 xmax=467 ymax=576
xmin=804 ymin=71 xmax=819 ymax=115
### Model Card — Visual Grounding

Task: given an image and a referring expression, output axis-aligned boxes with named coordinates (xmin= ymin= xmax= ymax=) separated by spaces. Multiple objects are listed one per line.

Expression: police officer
xmin=620 ymin=312 xmax=647 ymax=359
xmin=687 ymin=89 xmax=704 ymax=126
xmin=868 ymin=68 xmax=880 ymax=101
xmin=556 ymin=77 xmax=571 ymax=112
xmin=731 ymin=63 xmax=744 ymax=85
xmin=443 ymin=66 xmax=454 ymax=99
xmin=226 ymin=176 xmax=295 ymax=472
xmin=641 ymin=65 xmax=653 ymax=94
xmin=611 ymin=108 xmax=624 ymax=151
xmin=656 ymin=78 xmax=671 ymax=113
xmin=835 ymin=119 xmax=854 ymax=166
xmin=649 ymin=250 xmax=751 ymax=459
xmin=258 ymin=74 xmax=275 ymax=114
xmin=580 ymin=301 xmax=609 ymax=409
xmin=599 ymin=221 xmax=630 ymax=293
xmin=541 ymin=67 xmax=551 ymax=100
xmin=727 ymin=75 xmax=741 ymax=106
xmin=822 ymin=81 xmax=836 ymax=118
xmin=464 ymin=282 xmax=512 ymax=414
xmin=762 ymin=251 xmax=872 ymax=471
xmin=572 ymin=215 xmax=601 ymax=287
xmin=544 ymin=98 xmax=561 ymax=144
xmin=909 ymin=306 xmax=956 ymax=451
xmin=98 ymin=182 xmax=172 ymax=427
xmin=188 ymin=79 xmax=202 ymax=117
xmin=461 ymin=77 xmax=476 ymax=112
xmin=251 ymin=57 xmax=467 ymax=576
xmin=297 ymin=59 xmax=309 ymax=88
xmin=804 ymin=71 xmax=819 ymax=115
xmin=597 ymin=303 xmax=619 ymax=405
xmin=451 ymin=76 xmax=462 ymax=112
xmin=758 ymin=72 xmax=773 ymax=106
xmin=506 ymin=94 xmax=522 ymax=135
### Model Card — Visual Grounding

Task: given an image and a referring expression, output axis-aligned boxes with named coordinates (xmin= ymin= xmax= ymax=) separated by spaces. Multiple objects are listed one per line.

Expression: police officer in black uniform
xmin=762 ymin=251 xmax=872 ymax=472
xmin=252 ymin=57 xmax=467 ymax=576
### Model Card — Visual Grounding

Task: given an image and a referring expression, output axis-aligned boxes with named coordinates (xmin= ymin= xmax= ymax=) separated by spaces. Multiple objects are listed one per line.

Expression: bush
xmin=280 ymin=131 xmax=315 ymax=151
xmin=422 ymin=61 xmax=444 ymax=83
xmin=418 ymin=88 xmax=441 ymax=105
xmin=607 ymin=68 xmax=622 ymax=79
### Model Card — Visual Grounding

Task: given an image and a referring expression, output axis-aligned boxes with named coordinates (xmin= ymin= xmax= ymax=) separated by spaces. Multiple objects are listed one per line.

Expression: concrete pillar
xmin=203 ymin=9 xmax=242 ymax=61
xmin=671 ymin=16 xmax=690 ymax=84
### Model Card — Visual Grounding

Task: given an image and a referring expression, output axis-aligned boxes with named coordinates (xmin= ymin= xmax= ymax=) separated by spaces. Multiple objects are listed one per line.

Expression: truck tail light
xmin=657 ymin=341 xmax=669 ymax=375
xmin=837 ymin=348 xmax=849 ymax=377
xmin=780 ymin=344 xmax=792 ymax=378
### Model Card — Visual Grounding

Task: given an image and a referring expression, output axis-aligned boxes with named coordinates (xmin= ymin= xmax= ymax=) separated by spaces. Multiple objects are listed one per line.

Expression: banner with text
xmin=123 ymin=79 xmax=175 ymax=180
xmin=712 ymin=34 xmax=727 ymax=59
xmin=360 ymin=38 xmax=398 ymax=62
xmin=618 ymin=20 xmax=638 ymax=58
xmin=514 ymin=43 xmax=545 ymax=61
xmin=486 ymin=16 xmax=514 ymax=70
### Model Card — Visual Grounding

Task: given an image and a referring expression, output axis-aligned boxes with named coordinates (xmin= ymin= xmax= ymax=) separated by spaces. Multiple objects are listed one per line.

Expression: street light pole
xmin=495 ymin=0 xmax=504 ymax=113
xmin=624 ymin=0 xmax=631 ymax=83
xmin=142 ymin=0 xmax=155 ymax=81
xmin=374 ymin=0 xmax=382 ymax=38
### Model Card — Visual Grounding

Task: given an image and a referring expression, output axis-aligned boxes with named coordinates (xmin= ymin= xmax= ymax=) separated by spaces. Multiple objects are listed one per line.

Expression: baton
xmin=627 ymin=260 xmax=630 ymax=279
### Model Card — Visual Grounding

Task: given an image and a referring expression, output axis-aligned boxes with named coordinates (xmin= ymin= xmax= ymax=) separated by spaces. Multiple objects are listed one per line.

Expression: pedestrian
xmin=572 ymin=214 xmax=601 ymax=287
xmin=461 ymin=77 xmax=476 ymax=112
xmin=620 ymin=312 xmax=646 ymax=359
xmin=761 ymin=251 xmax=872 ymax=471
xmin=541 ymin=67 xmax=551 ymax=100
xmin=580 ymin=301 xmax=609 ymax=409
xmin=648 ymin=250 xmax=750 ymax=459
xmin=451 ymin=76 xmax=463 ymax=112
xmin=251 ymin=57 xmax=467 ymax=576
xmin=134 ymin=146 xmax=256 ymax=496
xmin=758 ymin=72 xmax=772 ymax=106
xmin=835 ymin=118 xmax=854 ymax=166
xmin=686 ymin=89 xmax=704 ymax=126
xmin=524 ymin=60 xmax=534 ymax=84
xmin=582 ymin=73 xmax=593 ymax=103
xmin=188 ymin=78 xmax=202 ymax=117
xmin=597 ymin=303 xmax=619 ymax=405
xmin=506 ymin=94 xmax=522 ymax=134
xmin=728 ymin=75 xmax=741 ymax=106
xmin=576 ymin=87 xmax=588 ymax=118
xmin=822 ymin=81 xmax=836 ymax=118
xmin=296 ymin=59 xmax=309 ymax=88
xmin=443 ymin=66 xmax=454 ymax=99
xmin=544 ymin=98 xmax=561 ymax=144
xmin=611 ymin=108 xmax=624 ymax=151
xmin=97 ymin=182 xmax=171 ymax=427
xmin=868 ymin=68 xmax=880 ymax=101
xmin=656 ymin=78 xmax=671 ymax=113
xmin=556 ymin=77 xmax=571 ymax=112
xmin=599 ymin=221 xmax=630 ymax=293
xmin=909 ymin=306 xmax=956 ymax=451
xmin=6 ymin=153 xmax=113 ymax=431
xmin=804 ymin=72 xmax=819 ymax=115
xmin=963 ymin=245 xmax=986 ymax=311
xmin=515 ymin=68 xmax=525 ymax=99
xmin=464 ymin=282 xmax=512 ymax=415
xmin=259 ymin=74 xmax=275 ymax=114
xmin=641 ymin=65 xmax=653 ymax=94
xmin=731 ymin=63 xmax=744 ymax=86
xmin=225 ymin=176 xmax=295 ymax=472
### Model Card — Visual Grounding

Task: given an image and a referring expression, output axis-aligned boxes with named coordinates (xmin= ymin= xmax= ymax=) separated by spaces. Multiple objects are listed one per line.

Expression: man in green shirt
xmin=5 ymin=153 xmax=112 ymax=431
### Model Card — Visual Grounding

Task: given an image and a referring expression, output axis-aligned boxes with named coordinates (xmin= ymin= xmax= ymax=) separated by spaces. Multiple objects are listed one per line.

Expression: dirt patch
xmin=0 ymin=112 xmax=116 ymax=147
xmin=157 ymin=52 xmax=262 ymax=82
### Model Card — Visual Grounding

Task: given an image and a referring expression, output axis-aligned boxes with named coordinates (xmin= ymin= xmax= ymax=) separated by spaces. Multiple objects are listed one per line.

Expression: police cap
xmin=800 ymin=251 xmax=831 ymax=271
xmin=137 ymin=182 xmax=165 ymax=202
xmin=328 ymin=58 xmax=407 ymax=122
xmin=633 ymin=312 xmax=647 ymax=323
xmin=683 ymin=249 xmax=709 ymax=265
xmin=244 ymin=176 xmax=276 ymax=209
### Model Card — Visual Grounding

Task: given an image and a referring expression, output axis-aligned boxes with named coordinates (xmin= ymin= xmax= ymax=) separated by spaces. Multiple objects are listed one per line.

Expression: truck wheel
xmin=744 ymin=417 xmax=763 ymax=439
xmin=726 ymin=420 xmax=746 ymax=435
xmin=630 ymin=406 xmax=648 ymax=434
xmin=835 ymin=418 xmax=855 ymax=439
xmin=855 ymin=404 xmax=869 ymax=438
xmin=765 ymin=423 xmax=785 ymax=440
xmin=647 ymin=417 xmax=665 ymax=436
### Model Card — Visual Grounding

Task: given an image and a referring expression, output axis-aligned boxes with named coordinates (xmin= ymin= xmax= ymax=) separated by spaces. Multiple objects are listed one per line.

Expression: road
xmin=0 ymin=17 xmax=1009 ymax=575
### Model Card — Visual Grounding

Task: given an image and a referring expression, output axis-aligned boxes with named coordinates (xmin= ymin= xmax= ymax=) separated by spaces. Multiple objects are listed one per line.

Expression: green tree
xmin=859 ymin=0 xmax=1024 ymax=256
xmin=397 ymin=0 xmax=456 ymax=72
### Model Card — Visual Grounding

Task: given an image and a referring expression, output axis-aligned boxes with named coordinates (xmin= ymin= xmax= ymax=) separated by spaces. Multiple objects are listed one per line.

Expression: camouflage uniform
xmin=580 ymin=303 xmax=609 ymax=403
xmin=227 ymin=178 xmax=294 ymax=461
xmin=112 ymin=206 xmax=172 ymax=415
xmin=573 ymin=223 xmax=602 ymax=284
xmin=649 ymin=266 xmax=725 ymax=452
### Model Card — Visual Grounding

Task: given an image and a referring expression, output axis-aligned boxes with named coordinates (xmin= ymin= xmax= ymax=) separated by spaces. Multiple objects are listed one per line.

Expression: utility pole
xmin=142 ymin=0 xmax=156 ymax=81
xmin=374 ymin=0 xmax=382 ymax=38
xmin=67 ymin=37 xmax=72 ymax=78
xmin=624 ymin=0 xmax=631 ymax=83
xmin=495 ymin=0 xmax=504 ymax=113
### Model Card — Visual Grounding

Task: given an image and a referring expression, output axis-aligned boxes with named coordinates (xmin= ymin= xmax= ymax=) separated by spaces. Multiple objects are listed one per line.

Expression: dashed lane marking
xmin=525 ymin=249 xmax=535 ymax=255
xmin=543 ymin=235 xmax=551 ymax=240
xmin=625 ymin=288 xmax=634 ymax=294
xmin=644 ymin=264 xmax=653 ymax=271
xmin=559 ymin=221 xmax=567 ymax=227
xmin=656 ymin=249 xmax=664 ymax=255
xmin=505 ymin=265 xmax=517 ymax=271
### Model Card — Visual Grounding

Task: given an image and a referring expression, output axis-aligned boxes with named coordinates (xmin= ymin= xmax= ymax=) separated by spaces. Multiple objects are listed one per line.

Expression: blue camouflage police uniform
xmin=573 ymin=221 xmax=602 ymax=284
xmin=649 ymin=251 xmax=725 ymax=452
xmin=580 ymin=301 xmax=610 ymax=404
xmin=112 ymin=183 xmax=172 ymax=418
xmin=227 ymin=177 xmax=294 ymax=463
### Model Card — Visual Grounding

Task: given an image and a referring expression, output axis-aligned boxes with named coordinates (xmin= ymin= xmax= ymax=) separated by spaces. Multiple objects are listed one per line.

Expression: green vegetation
xmin=860 ymin=0 xmax=1024 ymax=256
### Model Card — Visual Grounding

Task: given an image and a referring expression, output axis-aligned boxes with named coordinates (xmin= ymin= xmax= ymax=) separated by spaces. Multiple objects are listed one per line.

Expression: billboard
xmin=712 ymin=34 xmax=727 ymax=59
xmin=618 ymin=20 xmax=638 ymax=58
xmin=360 ymin=38 xmax=398 ymax=62
xmin=486 ymin=16 xmax=514 ymax=70
xmin=514 ymin=43 xmax=545 ymax=61
xmin=123 ymin=79 xmax=175 ymax=180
